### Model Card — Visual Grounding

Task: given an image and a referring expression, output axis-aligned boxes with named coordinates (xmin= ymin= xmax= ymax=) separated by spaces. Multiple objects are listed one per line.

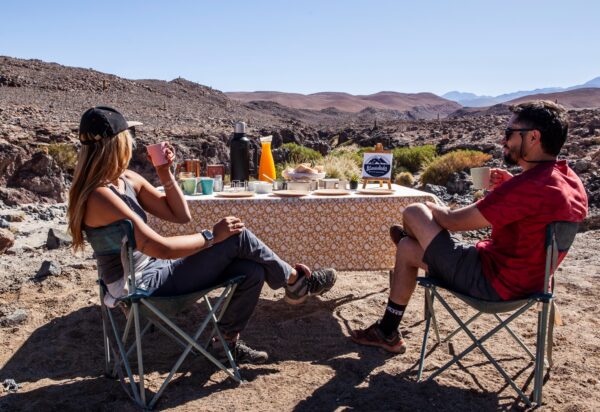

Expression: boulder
xmin=46 ymin=228 xmax=72 ymax=249
xmin=35 ymin=260 xmax=62 ymax=279
xmin=7 ymin=152 xmax=66 ymax=202
xmin=0 ymin=228 xmax=15 ymax=254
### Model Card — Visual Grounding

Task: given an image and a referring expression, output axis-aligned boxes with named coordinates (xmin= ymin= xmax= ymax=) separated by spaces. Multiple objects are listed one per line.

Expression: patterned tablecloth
xmin=147 ymin=184 xmax=439 ymax=271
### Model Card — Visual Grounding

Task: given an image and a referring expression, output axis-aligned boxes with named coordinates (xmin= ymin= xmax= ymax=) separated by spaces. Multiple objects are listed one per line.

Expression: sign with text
xmin=362 ymin=152 xmax=393 ymax=179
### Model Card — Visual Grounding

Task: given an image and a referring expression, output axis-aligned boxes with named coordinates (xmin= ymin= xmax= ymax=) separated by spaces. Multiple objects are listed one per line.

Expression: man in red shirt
xmin=351 ymin=100 xmax=588 ymax=354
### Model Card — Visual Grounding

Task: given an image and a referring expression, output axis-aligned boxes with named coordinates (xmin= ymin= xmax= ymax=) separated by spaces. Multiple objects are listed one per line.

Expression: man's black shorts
xmin=422 ymin=230 xmax=501 ymax=301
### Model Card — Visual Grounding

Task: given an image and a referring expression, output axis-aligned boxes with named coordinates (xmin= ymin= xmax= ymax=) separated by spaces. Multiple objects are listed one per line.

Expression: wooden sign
xmin=361 ymin=143 xmax=393 ymax=189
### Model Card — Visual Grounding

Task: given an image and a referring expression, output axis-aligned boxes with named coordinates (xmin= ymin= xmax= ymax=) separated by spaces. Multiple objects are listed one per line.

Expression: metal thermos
xmin=230 ymin=121 xmax=251 ymax=182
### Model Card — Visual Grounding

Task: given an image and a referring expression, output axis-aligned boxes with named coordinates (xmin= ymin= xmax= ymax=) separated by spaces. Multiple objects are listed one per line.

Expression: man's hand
xmin=213 ymin=216 xmax=245 ymax=244
xmin=490 ymin=168 xmax=513 ymax=190
xmin=425 ymin=201 xmax=450 ymax=224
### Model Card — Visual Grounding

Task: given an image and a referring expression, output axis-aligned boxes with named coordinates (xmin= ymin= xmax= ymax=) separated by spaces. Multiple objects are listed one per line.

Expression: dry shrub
xmin=392 ymin=145 xmax=437 ymax=174
xmin=330 ymin=144 xmax=364 ymax=167
xmin=280 ymin=143 xmax=323 ymax=165
xmin=421 ymin=150 xmax=491 ymax=186
xmin=322 ymin=154 xmax=361 ymax=180
xmin=47 ymin=143 xmax=78 ymax=173
xmin=395 ymin=171 xmax=414 ymax=187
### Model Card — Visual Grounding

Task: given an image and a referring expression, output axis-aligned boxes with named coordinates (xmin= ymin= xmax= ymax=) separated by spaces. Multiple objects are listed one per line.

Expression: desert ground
xmin=0 ymin=204 xmax=599 ymax=412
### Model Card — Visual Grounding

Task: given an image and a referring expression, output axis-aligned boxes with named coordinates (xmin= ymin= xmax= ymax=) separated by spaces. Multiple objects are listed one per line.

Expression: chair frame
xmin=88 ymin=219 xmax=245 ymax=409
xmin=416 ymin=221 xmax=578 ymax=407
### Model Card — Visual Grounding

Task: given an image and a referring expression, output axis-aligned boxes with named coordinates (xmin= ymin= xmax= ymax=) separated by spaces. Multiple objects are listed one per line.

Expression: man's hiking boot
xmin=350 ymin=322 xmax=407 ymax=354
xmin=285 ymin=264 xmax=337 ymax=305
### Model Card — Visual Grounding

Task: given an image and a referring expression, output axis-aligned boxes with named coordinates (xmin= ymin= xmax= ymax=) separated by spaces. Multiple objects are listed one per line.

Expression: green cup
xmin=180 ymin=178 xmax=197 ymax=195
xmin=200 ymin=177 xmax=214 ymax=195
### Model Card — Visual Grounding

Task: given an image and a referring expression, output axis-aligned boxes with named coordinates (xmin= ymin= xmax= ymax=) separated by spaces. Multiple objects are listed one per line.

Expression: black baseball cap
xmin=79 ymin=106 xmax=142 ymax=145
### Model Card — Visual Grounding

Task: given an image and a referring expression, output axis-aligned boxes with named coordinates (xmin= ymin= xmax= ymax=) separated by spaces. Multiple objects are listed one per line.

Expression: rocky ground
xmin=1 ymin=56 xmax=600 ymax=410
xmin=0 ymin=202 xmax=598 ymax=411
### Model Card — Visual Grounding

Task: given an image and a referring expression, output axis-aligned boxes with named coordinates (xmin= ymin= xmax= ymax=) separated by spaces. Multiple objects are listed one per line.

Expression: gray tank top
xmin=85 ymin=177 xmax=153 ymax=285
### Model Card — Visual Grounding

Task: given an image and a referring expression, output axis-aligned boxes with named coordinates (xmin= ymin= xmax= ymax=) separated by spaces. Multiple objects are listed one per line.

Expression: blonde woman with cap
xmin=68 ymin=106 xmax=337 ymax=364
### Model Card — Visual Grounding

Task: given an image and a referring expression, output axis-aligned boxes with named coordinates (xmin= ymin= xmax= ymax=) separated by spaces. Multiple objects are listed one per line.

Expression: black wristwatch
xmin=201 ymin=229 xmax=214 ymax=248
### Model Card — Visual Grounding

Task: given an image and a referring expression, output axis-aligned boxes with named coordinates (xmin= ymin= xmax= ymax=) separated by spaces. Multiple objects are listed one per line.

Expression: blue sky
xmin=1 ymin=0 xmax=598 ymax=96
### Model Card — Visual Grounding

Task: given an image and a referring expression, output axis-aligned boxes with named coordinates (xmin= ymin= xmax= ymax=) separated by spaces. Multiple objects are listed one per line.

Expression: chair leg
xmin=429 ymin=295 xmax=535 ymax=407
xmin=106 ymin=304 xmax=143 ymax=406
xmin=132 ymin=302 xmax=146 ymax=406
xmin=533 ymin=301 xmax=550 ymax=406
xmin=494 ymin=313 xmax=537 ymax=362
xmin=417 ymin=288 xmax=434 ymax=381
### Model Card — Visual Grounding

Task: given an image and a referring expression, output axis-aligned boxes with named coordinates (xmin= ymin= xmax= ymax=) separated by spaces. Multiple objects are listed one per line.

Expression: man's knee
xmin=402 ymin=203 xmax=430 ymax=227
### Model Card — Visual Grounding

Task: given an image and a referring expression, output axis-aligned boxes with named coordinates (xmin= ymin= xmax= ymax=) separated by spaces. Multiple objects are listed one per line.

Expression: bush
xmin=420 ymin=150 xmax=491 ymax=186
xmin=280 ymin=143 xmax=323 ymax=165
xmin=322 ymin=154 xmax=361 ymax=180
xmin=330 ymin=144 xmax=363 ymax=168
xmin=395 ymin=171 xmax=414 ymax=187
xmin=47 ymin=143 xmax=78 ymax=172
xmin=392 ymin=145 xmax=437 ymax=174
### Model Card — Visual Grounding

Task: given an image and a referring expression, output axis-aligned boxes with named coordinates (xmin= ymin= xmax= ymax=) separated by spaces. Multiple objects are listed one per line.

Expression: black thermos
xmin=230 ymin=121 xmax=251 ymax=182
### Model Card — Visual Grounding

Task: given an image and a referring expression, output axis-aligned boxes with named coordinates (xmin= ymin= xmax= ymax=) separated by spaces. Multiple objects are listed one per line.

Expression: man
xmin=351 ymin=100 xmax=588 ymax=354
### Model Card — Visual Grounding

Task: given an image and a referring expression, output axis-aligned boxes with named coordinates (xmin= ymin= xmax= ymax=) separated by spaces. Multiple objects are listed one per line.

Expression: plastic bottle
xmin=258 ymin=135 xmax=276 ymax=182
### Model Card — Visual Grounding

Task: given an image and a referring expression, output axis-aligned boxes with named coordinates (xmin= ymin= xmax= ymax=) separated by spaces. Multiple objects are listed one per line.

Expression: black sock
xmin=378 ymin=299 xmax=406 ymax=337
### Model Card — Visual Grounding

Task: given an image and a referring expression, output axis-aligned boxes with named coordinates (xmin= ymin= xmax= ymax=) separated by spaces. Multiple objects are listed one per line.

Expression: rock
xmin=7 ymin=152 xmax=66 ymax=202
xmin=0 ymin=228 xmax=15 ymax=254
xmin=421 ymin=184 xmax=448 ymax=198
xmin=35 ymin=260 xmax=62 ymax=279
xmin=1 ymin=378 xmax=21 ymax=393
xmin=445 ymin=171 xmax=472 ymax=194
xmin=1 ymin=212 xmax=26 ymax=222
xmin=0 ymin=218 xmax=9 ymax=228
xmin=46 ymin=228 xmax=72 ymax=249
xmin=0 ymin=309 xmax=28 ymax=327
xmin=572 ymin=159 xmax=592 ymax=174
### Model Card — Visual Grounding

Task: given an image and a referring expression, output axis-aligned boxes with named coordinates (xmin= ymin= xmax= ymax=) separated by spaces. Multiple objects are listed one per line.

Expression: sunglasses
xmin=504 ymin=128 xmax=535 ymax=141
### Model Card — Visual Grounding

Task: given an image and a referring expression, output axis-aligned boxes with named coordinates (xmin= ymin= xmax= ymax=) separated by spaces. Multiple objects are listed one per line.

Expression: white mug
xmin=470 ymin=167 xmax=491 ymax=190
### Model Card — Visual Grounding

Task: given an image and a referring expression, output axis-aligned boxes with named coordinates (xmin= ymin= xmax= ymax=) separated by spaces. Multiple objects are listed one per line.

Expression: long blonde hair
xmin=68 ymin=130 xmax=132 ymax=251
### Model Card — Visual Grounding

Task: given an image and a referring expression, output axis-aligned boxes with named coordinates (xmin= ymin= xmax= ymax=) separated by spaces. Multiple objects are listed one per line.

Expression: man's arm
xmin=426 ymin=202 xmax=491 ymax=232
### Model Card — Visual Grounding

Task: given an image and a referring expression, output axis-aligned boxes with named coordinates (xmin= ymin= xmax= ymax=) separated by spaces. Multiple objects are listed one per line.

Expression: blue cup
xmin=200 ymin=177 xmax=214 ymax=195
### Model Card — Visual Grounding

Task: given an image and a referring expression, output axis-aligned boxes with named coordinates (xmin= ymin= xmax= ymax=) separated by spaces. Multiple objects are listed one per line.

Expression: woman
xmin=68 ymin=106 xmax=337 ymax=364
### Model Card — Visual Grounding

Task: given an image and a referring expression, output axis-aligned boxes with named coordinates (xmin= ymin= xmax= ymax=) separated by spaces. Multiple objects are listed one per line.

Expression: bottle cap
xmin=234 ymin=121 xmax=246 ymax=134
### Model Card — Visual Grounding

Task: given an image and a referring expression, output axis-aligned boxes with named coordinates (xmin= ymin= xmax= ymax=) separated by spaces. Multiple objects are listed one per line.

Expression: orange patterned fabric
xmin=148 ymin=185 xmax=438 ymax=270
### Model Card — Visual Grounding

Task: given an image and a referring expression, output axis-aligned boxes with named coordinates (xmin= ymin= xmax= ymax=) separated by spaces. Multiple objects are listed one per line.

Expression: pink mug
xmin=147 ymin=142 xmax=168 ymax=166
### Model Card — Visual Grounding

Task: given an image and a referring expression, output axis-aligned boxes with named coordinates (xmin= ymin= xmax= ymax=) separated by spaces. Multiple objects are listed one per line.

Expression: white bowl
xmin=255 ymin=182 xmax=273 ymax=194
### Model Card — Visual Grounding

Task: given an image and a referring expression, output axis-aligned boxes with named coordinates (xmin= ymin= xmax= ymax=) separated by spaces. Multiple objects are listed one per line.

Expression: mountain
xmin=226 ymin=90 xmax=461 ymax=118
xmin=506 ymin=87 xmax=600 ymax=108
xmin=443 ymin=76 xmax=600 ymax=107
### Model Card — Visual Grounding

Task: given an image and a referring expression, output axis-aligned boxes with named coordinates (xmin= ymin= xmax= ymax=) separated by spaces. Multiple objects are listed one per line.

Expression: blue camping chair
xmin=85 ymin=219 xmax=245 ymax=409
xmin=416 ymin=221 xmax=579 ymax=407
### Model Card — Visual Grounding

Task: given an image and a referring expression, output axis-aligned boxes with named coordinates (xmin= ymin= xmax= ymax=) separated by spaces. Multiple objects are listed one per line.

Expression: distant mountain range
xmin=443 ymin=77 xmax=600 ymax=107
xmin=226 ymin=91 xmax=461 ymax=118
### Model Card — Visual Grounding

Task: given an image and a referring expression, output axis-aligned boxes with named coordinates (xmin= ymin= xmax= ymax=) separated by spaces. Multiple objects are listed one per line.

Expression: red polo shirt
xmin=476 ymin=160 xmax=587 ymax=300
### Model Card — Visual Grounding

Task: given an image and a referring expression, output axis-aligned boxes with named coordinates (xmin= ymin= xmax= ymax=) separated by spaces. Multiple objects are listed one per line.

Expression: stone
xmin=445 ymin=171 xmax=472 ymax=194
xmin=0 ymin=228 xmax=15 ymax=254
xmin=35 ymin=260 xmax=62 ymax=279
xmin=1 ymin=212 xmax=25 ymax=222
xmin=0 ymin=218 xmax=9 ymax=228
xmin=0 ymin=309 xmax=28 ymax=327
xmin=46 ymin=228 xmax=72 ymax=249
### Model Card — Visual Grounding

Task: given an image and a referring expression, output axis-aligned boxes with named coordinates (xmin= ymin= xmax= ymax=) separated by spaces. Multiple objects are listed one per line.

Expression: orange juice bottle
xmin=258 ymin=135 xmax=276 ymax=182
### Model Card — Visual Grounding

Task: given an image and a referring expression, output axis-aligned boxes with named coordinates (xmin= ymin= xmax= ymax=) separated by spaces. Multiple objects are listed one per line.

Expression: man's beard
xmin=503 ymin=145 xmax=518 ymax=166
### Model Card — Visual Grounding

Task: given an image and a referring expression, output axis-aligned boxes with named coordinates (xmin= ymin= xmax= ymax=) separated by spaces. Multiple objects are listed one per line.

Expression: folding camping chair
xmin=416 ymin=221 xmax=578 ymax=407
xmin=85 ymin=219 xmax=245 ymax=409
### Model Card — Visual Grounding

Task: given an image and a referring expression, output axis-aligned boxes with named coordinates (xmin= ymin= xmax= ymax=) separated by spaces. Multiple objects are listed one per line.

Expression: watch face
xmin=202 ymin=230 xmax=214 ymax=241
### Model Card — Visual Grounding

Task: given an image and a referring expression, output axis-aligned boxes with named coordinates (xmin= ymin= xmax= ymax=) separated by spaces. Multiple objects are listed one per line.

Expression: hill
xmin=226 ymin=90 xmax=460 ymax=118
